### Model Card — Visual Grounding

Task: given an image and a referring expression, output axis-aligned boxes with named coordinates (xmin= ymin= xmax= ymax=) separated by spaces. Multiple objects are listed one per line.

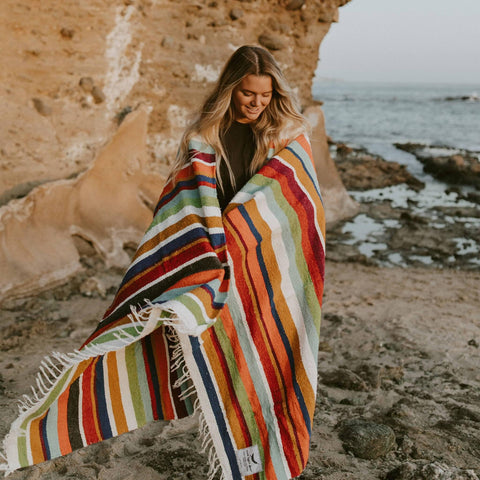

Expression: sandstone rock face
xmin=0 ymin=108 xmax=164 ymax=302
xmin=0 ymin=0 xmax=352 ymax=302
xmin=304 ymin=105 xmax=359 ymax=224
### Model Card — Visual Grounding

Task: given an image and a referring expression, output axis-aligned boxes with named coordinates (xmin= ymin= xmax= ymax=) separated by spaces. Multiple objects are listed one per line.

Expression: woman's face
xmin=232 ymin=74 xmax=273 ymax=124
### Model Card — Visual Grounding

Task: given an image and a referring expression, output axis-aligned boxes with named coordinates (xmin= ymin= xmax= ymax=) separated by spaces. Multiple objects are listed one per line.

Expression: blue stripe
xmin=189 ymin=336 xmax=242 ymax=479
xmin=95 ymin=359 xmax=113 ymax=439
xmin=286 ymin=143 xmax=324 ymax=206
xmin=40 ymin=412 xmax=51 ymax=459
xmin=121 ymin=226 xmax=222 ymax=286
xmin=239 ymin=204 xmax=312 ymax=435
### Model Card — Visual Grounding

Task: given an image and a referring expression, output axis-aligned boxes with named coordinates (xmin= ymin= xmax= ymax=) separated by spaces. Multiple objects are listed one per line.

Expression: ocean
xmin=312 ymin=80 xmax=479 ymax=168
xmin=311 ymin=80 xmax=480 ymax=269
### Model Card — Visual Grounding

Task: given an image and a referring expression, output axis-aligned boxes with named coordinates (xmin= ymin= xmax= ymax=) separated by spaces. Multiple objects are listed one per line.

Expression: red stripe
xmin=81 ymin=359 xmax=101 ymax=445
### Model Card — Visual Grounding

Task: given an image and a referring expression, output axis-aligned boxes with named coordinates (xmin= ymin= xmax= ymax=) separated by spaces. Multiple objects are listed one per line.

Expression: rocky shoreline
xmin=394 ymin=143 xmax=480 ymax=188
xmin=326 ymin=141 xmax=480 ymax=271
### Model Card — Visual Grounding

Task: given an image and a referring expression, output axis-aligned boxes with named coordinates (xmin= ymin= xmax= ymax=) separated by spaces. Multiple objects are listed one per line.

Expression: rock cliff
xmin=0 ymin=0 xmax=354 ymax=302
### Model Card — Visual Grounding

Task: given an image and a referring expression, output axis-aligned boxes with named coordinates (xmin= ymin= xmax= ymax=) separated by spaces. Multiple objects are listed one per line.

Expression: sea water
xmin=311 ymin=80 xmax=480 ymax=268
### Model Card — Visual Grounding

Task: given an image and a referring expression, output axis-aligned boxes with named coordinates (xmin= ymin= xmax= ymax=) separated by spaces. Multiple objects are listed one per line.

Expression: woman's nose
xmin=251 ymin=95 xmax=261 ymax=106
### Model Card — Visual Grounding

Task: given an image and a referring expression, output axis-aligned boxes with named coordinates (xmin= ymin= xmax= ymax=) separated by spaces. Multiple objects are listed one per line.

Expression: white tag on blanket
xmin=236 ymin=445 xmax=263 ymax=475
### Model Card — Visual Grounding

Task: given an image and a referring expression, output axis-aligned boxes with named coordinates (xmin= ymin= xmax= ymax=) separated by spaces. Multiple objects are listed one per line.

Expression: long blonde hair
xmin=169 ymin=45 xmax=307 ymax=188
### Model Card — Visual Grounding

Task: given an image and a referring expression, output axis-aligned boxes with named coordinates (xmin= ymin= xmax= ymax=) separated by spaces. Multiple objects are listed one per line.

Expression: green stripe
xmin=18 ymin=365 xmax=75 ymax=466
xmin=124 ymin=343 xmax=146 ymax=426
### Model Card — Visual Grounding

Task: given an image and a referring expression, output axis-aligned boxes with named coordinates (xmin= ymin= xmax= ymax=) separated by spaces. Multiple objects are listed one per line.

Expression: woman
xmin=3 ymin=46 xmax=326 ymax=480
xmin=171 ymin=45 xmax=308 ymax=211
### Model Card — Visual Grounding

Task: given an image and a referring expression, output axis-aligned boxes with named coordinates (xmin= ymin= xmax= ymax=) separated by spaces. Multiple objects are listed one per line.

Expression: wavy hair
xmin=168 ymin=45 xmax=308 ymax=189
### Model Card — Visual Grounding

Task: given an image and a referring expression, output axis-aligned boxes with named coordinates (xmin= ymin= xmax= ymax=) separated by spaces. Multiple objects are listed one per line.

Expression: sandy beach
xmin=1 ymin=257 xmax=479 ymax=479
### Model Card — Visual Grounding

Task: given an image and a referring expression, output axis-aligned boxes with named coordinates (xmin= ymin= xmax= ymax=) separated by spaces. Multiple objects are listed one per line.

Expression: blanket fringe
xmin=0 ymin=302 xmax=180 ymax=476
xmin=166 ymin=330 xmax=225 ymax=480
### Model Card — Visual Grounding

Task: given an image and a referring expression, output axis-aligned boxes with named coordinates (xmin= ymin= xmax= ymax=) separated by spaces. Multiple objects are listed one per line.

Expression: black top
xmin=218 ymin=121 xmax=256 ymax=211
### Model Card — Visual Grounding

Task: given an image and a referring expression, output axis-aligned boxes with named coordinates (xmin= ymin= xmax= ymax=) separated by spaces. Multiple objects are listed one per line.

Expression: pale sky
xmin=316 ymin=0 xmax=480 ymax=84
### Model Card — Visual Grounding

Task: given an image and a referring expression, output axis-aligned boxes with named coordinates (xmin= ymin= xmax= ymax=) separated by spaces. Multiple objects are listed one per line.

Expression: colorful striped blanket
xmin=2 ymin=133 xmax=325 ymax=479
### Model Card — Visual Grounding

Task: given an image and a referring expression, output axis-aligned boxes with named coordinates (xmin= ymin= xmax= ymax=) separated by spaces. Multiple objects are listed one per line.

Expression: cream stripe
xmin=177 ymin=332 xmax=235 ymax=480
xmin=115 ymin=348 xmax=138 ymax=431
xmin=256 ymin=193 xmax=318 ymax=385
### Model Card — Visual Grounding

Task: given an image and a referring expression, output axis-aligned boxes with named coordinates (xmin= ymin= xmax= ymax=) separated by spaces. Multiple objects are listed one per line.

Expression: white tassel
xmin=178 ymin=384 xmax=197 ymax=401
xmin=46 ymin=357 xmax=63 ymax=374
xmin=31 ymin=385 xmax=40 ymax=401
xmin=36 ymin=376 xmax=48 ymax=396
xmin=39 ymin=366 xmax=55 ymax=387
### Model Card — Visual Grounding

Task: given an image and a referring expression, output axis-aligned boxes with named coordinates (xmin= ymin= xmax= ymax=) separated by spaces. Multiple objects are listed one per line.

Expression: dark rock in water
xmin=320 ymin=367 xmax=369 ymax=391
xmin=332 ymin=142 xmax=424 ymax=191
xmin=394 ymin=143 xmax=480 ymax=187
xmin=338 ymin=418 xmax=396 ymax=459
xmin=466 ymin=191 xmax=480 ymax=204
xmin=444 ymin=94 xmax=480 ymax=102
xmin=258 ymin=32 xmax=286 ymax=50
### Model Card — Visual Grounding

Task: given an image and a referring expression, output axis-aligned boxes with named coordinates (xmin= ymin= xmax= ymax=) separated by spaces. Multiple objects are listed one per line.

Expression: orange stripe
xmin=29 ymin=411 xmax=48 ymax=464
xmin=105 ymin=352 xmax=129 ymax=435
xmin=57 ymin=386 xmax=72 ymax=455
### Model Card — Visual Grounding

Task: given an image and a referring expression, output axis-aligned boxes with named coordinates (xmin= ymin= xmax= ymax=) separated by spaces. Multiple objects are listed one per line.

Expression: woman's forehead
xmin=238 ymin=74 xmax=273 ymax=93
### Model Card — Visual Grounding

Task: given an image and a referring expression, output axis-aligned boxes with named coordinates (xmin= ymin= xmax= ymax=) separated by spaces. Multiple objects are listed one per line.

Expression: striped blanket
xmin=2 ymin=133 xmax=325 ymax=479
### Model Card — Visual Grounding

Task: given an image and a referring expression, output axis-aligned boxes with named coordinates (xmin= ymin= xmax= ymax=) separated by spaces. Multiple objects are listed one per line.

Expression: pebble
xmin=285 ymin=0 xmax=305 ymax=10
xmin=258 ymin=32 xmax=286 ymax=51
xmin=91 ymin=86 xmax=106 ymax=104
xmin=338 ymin=418 xmax=396 ymax=459
xmin=79 ymin=277 xmax=106 ymax=298
xmin=229 ymin=8 xmax=243 ymax=20
xmin=320 ymin=367 xmax=369 ymax=391
xmin=32 ymin=98 xmax=52 ymax=116
xmin=79 ymin=77 xmax=94 ymax=93
xmin=60 ymin=27 xmax=75 ymax=39
xmin=161 ymin=36 xmax=174 ymax=48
